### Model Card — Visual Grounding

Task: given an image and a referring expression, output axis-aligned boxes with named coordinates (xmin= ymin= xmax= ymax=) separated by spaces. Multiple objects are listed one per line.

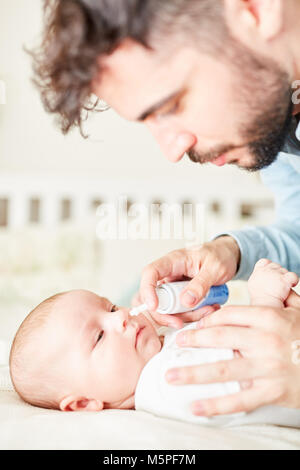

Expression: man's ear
xmin=59 ymin=396 xmax=104 ymax=412
xmin=224 ymin=0 xmax=283 ymax=41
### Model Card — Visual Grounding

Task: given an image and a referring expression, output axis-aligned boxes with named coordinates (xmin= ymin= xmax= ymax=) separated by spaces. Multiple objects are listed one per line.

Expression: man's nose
xmin=145 ymin=121 xmax=197 ymax=163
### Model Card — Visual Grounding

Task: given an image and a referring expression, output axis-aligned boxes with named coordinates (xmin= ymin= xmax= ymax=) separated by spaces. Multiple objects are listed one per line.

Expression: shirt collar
xmin=296 ymin=121 xmax=300 ymax=141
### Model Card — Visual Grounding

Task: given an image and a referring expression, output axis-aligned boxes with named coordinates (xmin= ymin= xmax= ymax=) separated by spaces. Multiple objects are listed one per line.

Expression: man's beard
xmin=245 ymin=98 xmax=294 ymax=172
xmin=188 ymin=41 xmax=294 ymax=172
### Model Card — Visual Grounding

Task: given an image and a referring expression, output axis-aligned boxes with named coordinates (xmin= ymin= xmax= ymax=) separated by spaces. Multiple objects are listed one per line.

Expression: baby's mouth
xmin=135 ymin=326 xmax=145 ymax=348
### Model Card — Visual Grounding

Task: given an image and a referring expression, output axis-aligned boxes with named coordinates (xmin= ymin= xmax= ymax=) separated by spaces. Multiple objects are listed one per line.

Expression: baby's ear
xmin=59 ymin=396 xmax=104 ymax=412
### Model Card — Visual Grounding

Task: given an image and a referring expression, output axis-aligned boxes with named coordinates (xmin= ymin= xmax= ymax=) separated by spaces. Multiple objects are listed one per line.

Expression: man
xmin=34 ymin=0 xmax=300 ymax=418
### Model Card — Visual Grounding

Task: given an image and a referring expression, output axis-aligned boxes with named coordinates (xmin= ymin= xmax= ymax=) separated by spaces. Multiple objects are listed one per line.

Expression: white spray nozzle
xmin=129 ymin=303 xmax=148 ymax=317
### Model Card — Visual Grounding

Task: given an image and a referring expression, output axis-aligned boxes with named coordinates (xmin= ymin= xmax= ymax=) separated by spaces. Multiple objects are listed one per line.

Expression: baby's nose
xmin=113 ymin=308 xmax=130 ymax=330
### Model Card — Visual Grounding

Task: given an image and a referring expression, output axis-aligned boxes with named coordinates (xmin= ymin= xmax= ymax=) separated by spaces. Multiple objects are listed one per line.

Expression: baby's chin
xmin=135 ymin=312 xmax=163 ymax=358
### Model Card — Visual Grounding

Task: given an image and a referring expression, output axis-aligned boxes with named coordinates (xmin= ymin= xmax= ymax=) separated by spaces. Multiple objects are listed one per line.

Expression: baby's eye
xmin=157 ymin=101 xmax=180 ymax=118
xmin=111 ymin=305 xmax=118 ymax=312
xmin=97 ymin=331 xmax=104 ymax=343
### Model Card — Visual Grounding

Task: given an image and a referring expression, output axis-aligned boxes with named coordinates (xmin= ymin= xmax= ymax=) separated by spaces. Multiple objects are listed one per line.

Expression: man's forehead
xmin=95 ymin=41 xmax=199 ymax=120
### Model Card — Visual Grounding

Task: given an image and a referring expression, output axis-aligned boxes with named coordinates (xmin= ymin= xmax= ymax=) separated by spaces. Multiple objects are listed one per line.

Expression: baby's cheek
xmin=143 ymin=334 xmax=162 ymax=363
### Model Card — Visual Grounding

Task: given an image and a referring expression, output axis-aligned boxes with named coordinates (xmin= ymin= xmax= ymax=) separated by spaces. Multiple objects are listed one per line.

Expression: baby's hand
xmin=248 ymin=259 xmax=299 ymax=308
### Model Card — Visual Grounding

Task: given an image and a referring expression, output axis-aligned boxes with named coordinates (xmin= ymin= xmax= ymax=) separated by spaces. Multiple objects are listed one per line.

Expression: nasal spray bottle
xmin=130 ymin=281 xmax=229 ymax=316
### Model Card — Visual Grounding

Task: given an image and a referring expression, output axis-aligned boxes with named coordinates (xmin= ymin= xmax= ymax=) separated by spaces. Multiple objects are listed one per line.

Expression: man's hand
xmin=165 ymin=290 xmax=300 ymax=416
xmin=137 ymin=236 xmax=240 ymax=329
xmin=131 ymin=290 xmax=220 ymax=329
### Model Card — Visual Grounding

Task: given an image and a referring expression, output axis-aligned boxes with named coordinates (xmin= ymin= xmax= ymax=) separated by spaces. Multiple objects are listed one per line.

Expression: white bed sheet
xmin=0 ymin=389 xmax=299 ymax=450
xmin=1 ymin=281 xmax=300 ymax=451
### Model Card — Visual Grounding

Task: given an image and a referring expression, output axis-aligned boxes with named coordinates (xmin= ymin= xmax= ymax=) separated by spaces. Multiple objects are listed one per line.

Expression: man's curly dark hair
xmin=30 ymin=0 xmax=226 ymax=136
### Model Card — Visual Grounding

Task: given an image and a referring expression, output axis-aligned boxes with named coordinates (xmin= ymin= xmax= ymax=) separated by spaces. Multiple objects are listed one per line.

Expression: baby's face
xmin=44 ymin=290 xmax=162 ymax=410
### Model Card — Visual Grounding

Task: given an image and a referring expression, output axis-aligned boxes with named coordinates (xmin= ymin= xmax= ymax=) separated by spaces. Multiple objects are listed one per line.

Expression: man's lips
xmin=211 ymin=154 xmax=227 ymax=167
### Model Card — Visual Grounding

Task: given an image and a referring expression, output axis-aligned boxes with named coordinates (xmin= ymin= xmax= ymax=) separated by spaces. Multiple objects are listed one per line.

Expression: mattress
xmin=0 ymin=377 xmax=299 ymax=450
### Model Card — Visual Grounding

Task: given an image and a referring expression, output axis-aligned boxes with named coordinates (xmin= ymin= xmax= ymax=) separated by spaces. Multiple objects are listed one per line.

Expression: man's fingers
xmin=131 ymin=291 xmax=142 ymax=307
xmin=139 ymin=253 xmax=186 ymax=310
xmin=175 ymin=326 xmax=261 ymax=352
xmin=198 ymin=305 xmax=286 ymax=333
xmin=191 ymin=384 xmax=276 ymax=417
xmin=285 ymin=289 xmax=300 ymax=309
xmin=148 ymin=305 xmax=220 ymax=330
xmin=150 ymin=312 xmax=185 ymax=329
xmin=180 ymin=267 xmax=214 ymax=309
xmin=139 ymin=265 xmax=161 ymax=311
xmin=170 ymin=304 xmax=220 ymax=323
xmin=165 ymin=357 xmax=272 ymax=386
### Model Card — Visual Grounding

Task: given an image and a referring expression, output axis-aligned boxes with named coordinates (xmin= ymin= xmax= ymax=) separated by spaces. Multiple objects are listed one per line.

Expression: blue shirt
xmin=221 ymin=117 xmax=300 ymax=280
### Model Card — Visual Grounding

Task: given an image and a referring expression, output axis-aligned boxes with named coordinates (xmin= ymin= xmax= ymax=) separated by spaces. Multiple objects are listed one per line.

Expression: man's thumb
xmin=180 ymin=273 xmax=212 ymax=308
xmin=285 ymin=289 xmax=300 ymax=309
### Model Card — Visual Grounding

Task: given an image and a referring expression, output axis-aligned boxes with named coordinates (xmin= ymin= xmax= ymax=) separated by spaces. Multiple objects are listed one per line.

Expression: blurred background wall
xmin=0 ymin=0 xmax=276 ymax=348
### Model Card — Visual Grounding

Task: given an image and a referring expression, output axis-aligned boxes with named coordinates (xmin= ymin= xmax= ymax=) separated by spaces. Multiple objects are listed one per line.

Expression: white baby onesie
xmin=135 ymin=322 xmax=300 ymax=428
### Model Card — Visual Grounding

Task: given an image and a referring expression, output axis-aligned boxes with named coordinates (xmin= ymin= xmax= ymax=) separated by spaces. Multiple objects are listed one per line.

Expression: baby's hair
xmin=9 ymin=292 xmax=66 ymax=409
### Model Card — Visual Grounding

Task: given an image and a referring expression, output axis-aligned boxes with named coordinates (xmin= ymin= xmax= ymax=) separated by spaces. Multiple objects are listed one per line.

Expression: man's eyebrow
xmin=136 ymin=89 xmax=183 ymax=122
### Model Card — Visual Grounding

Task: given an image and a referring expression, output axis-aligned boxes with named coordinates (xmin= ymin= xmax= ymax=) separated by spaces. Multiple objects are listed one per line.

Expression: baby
xmin=9 ymin=259 xmax=300 ymax=427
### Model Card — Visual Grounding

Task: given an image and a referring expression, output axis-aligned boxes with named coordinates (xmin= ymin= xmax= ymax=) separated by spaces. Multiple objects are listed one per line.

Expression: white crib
xmin=0 ymin=172 xmax=274 ymax=229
